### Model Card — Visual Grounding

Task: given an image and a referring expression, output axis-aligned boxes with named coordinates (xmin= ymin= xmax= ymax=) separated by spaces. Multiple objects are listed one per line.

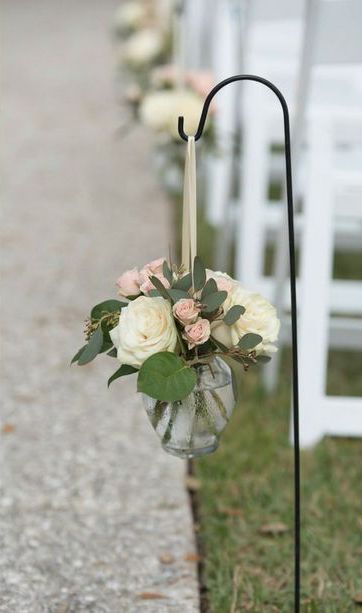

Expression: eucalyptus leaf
xmin=256 ymin=354 xmax=272 ymax=364
xmin=193 ymin=256 xmax=206 ymax=291
xmin=162 ymin=261 xmax=173 ymax=284
xmin=223 ymin=304 xmax=245 ymax=325
xmin=174 ymin=273 xmax=192 ymax=291
xmin=238 ymin=333 xmax=263 ymax=351
xmin=91 ymin=299 xmax=126 ymax=320
xmin=201 ymin=291 xmax=227 ymax=313
xmin=168 ymin=288 xmax=190 ymax=302
xmin=100 ymin=340 xmax=113 ymax=353
xmin=137 ymin=352 xmax=197 ymax=401
xmin=108 ymin=364 xmax=138 ymax=387
xmin=201 ymin=278 xmax=218 ymax=299
xmin=148 ymin=289 xmax=161 ymax=297
xmin=149 ymin=276 xmax=171 ymax=301
xmin=78 ymin=326 xmax=104 ymax=365
xmin=71 ymin=345 xmax=87 ymax=365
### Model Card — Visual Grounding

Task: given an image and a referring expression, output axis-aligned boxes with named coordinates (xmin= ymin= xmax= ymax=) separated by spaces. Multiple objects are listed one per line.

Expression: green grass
xmin=168 ymin=179 xmax=362 ymax=611
xmin=195 ymin=353 xmax=362 ymax=612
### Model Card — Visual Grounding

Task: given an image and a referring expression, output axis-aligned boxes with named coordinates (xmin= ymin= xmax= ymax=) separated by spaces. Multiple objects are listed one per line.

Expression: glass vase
xmin=142 ymin=357 xmax=235 ymax=459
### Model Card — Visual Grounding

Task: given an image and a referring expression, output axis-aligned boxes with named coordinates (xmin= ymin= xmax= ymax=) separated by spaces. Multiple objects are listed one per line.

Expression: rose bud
xmin=183 ymin=318 xmax=211 ymax=349
xmin=173 ymin=299 xmax=200 ymax=325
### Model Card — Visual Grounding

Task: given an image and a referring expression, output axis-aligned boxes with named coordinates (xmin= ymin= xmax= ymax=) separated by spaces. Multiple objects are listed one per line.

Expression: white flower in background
xmin=109 ymin=296 xmax=177 ymax=368
xmin=211 ymin=281 xmax=280 ymax=354
xmin=140 ymin=89 xmax=204 ymax=138
xmin=122 ymin=29 xmax=164 ymax=67
xmin=114 ymin=2 xmax=147 ymax=32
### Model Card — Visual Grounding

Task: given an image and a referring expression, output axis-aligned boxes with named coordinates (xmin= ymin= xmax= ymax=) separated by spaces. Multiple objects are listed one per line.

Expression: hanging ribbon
xmin=181 ymin=136 xmax=197 ymax=272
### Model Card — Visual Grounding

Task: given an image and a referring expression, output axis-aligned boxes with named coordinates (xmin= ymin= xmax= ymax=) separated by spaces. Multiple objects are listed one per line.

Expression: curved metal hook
xmin=178 ymin=74 xmax=290 ymax=141
xmin=179 ymin=73 xmax=301 ymax=613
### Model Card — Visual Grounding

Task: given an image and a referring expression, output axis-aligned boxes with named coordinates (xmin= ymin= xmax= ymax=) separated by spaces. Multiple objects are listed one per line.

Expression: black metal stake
xmin=178 ymin=74 xmax=301 ymax=612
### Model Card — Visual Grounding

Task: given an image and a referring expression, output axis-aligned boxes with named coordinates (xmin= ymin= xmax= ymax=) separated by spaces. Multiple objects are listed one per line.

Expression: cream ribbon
xmin=181 ymin=136 xmax=197 ymax=272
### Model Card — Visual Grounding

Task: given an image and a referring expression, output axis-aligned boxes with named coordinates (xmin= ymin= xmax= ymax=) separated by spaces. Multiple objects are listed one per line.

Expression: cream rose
xmin=211 ymin=283 xmax=280 ymax=354
xmin=114 ymin=2 xmax=146 ymax=32
xmin=183 ymin=319 xmax=210 ymax=349
xmin=122 ymin=29 xmax=163 ymax=67
xmin=109 ymin=296 xmax=177 ymax=368
xmin=173 ymin=299 xmax=200 ymax=325
xmin=140 ymin=89 xmax=204 ymax=138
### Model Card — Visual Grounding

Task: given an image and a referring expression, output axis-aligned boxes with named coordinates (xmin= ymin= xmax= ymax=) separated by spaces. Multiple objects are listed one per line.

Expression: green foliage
xmin=137 ymin=351 xmax=197 ymax=401
xmin=107 ymin=347 xmax=118 ymax=358
xmin=238 ymin=332 xmax=263 ymax=351
xmin=91 ymin=299 xmax=126 ymax=320
xmin=174 ymin=272 xmax=192 ymax=291
xmin=193 ymin=256 xmax=207 ymax=291
xmin=201 ymin=277 xmax=218 ymax=299
xmin=162 ymin=260 xmax=173 ymax=284
xmin=223 ymin=304 xmax=245 ymax=325
xmin=168 ymin=288 xmax=190 ymax=302
xmin=71 ymin=345 xmax=87 ymax=365
xmin=108 ymin=364 xmax=138 ymax=387
xmin=77 ymin=326 xmax=104 ymax=365
xmin=149 ymin=275 xmax=170 ymax=301
xmin=201 ymin=291 xmax=227 ymax=314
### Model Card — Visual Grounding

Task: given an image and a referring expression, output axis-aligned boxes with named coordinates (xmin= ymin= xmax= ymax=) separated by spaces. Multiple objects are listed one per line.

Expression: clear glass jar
xmin=142 ymin=357 xmax=235 ymax=459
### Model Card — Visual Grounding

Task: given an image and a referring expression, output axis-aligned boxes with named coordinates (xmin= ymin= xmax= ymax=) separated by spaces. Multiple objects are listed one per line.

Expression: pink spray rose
xmin=173 ymin=299 xmax=200 ymax=325
xmin=140 ymin=273 xmax=171 ymax=295
xmin=183 ymin=319 xmax=211 ymax=349
xmin=139 ymin=257 xmax=170 ymax=295
xmin=140 ymin=257 xmax=166 ymax=277
xmin=116 ymin=268 xmax=141 ymax=297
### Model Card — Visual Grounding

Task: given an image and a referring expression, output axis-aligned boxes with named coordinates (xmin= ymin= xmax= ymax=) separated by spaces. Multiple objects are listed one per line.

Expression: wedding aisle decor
xmin=140 ymin=71 xmax=215 ymax=195
xmin=72 ymin=139 xmax=279 ymax=459
xmin=113 ymin=1 xmax=216 ymax=197
xmin=114 ymin=1 xmax=171 ymax=94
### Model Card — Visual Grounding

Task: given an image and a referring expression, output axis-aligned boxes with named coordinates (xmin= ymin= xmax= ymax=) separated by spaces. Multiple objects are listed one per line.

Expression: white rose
xmin=140 ymin=89 xmax=203 ymax=138
xmin=122 ymin=29 xmax=163 ymax=67
xmin=211 ymin=283 xmax=280 ymax=354
xmin=109 ymin=296 xmax=177 ymax=368
xmin=114 ymin=2 xmax=146 ymax=31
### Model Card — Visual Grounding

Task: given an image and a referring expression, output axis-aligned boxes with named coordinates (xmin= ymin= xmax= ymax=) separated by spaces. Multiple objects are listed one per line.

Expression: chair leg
xmin=296 ymin=120 xmax=334 ymax=447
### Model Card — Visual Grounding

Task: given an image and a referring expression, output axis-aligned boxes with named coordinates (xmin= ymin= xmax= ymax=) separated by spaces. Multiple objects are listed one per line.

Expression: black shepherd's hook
xmin=179 ymin=74 xmax=301 ymax=613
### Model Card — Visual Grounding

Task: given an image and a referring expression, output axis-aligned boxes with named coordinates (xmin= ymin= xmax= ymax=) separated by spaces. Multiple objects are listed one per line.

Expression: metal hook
xmin=178 ymin=74 xmax=290 ymax=141
xmin=178 ymin=73 xmax=301 ymax=613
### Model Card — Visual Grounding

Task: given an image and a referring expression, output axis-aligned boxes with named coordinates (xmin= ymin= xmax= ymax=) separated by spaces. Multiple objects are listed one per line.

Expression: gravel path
xmin=0 ymin=1 xmax=199 ymax=611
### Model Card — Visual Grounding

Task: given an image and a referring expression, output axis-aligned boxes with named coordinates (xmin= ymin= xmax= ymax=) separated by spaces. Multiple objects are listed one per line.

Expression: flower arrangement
xmin=72 ymin=255 xmax=279 ymax=403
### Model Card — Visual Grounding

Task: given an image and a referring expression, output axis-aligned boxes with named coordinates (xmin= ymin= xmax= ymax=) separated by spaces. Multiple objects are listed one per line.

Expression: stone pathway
xmin=0 ymin=1 xmax=199 ymax=611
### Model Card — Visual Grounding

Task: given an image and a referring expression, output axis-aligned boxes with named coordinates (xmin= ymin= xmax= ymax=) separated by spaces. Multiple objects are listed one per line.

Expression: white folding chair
xmin=297 ymin=118 xmax=362 ymax=446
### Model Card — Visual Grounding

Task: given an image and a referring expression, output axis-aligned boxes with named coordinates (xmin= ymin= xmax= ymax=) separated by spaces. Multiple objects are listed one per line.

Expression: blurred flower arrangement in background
xmin=113 ymin=0 xmax=216 ymax=199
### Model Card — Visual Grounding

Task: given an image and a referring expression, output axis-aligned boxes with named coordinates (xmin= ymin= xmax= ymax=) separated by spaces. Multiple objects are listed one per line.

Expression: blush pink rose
xmin=183 ymin=318 xmax=210 ymax=349
xmin=140 ymin=257 xmax=166 ymax=277
xmin=173 ymin=299 xmax=200 ymax=325
xmin=140 ymin=273 xmax=171 ymax=295
xmin=116 ymin=268 xmax=141 ymax=297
